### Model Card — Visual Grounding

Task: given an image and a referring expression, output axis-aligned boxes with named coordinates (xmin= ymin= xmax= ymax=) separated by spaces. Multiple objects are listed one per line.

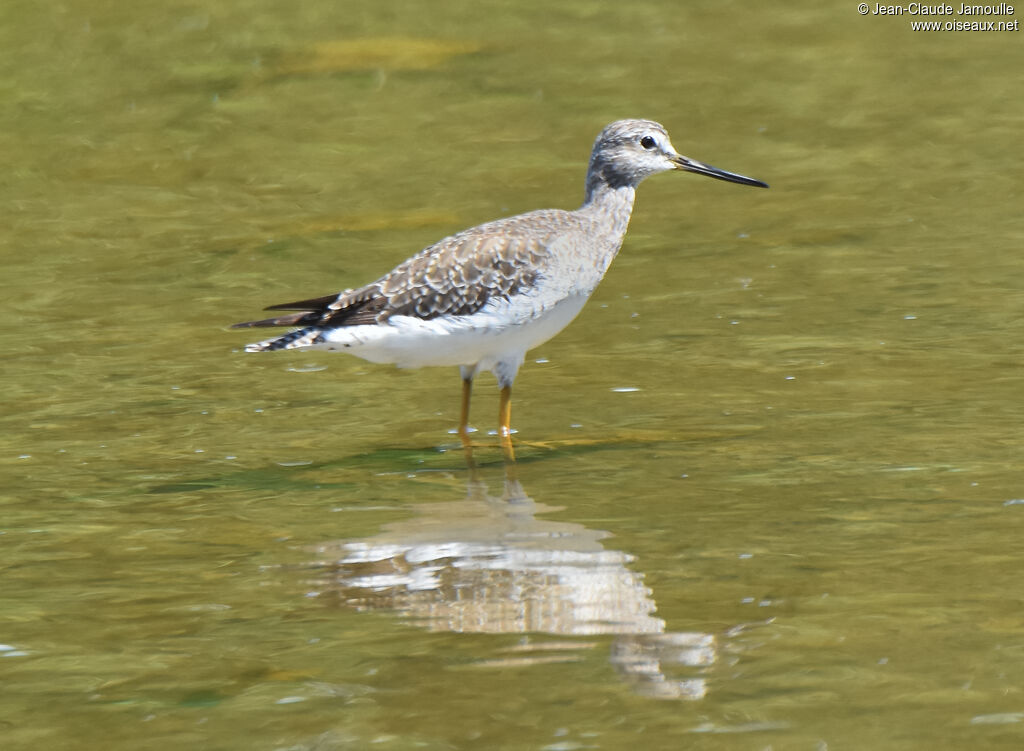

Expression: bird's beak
xmin=672 ymin=154 xmax=768 ymax=188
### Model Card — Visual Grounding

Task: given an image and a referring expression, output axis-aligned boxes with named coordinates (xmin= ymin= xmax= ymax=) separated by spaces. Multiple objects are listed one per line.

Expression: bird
xmin=233 ymin=119 xmax=767 ymax=451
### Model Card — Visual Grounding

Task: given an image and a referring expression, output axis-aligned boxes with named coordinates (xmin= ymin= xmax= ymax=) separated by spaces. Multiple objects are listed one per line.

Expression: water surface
xmin=3 ymin=1 xmax=1024 ymax=749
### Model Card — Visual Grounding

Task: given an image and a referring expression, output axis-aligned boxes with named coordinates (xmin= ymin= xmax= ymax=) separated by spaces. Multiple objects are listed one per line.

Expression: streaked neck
xmin=579 ymin=180 xmax=636 ymax=239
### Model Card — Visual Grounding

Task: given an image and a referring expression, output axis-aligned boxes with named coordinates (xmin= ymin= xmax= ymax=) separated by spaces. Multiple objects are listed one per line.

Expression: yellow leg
xmin=498 ymin=385 xmax=512 ymax=437
xmin=457 ymin=376 xmax=473 ymax=448
xmin=498 ymin=385 xmax=515 ymax=460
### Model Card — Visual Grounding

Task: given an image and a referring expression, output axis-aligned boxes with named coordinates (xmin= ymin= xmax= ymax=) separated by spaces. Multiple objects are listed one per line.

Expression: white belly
xmin=313 ymin=292 xmax=590 ymax=373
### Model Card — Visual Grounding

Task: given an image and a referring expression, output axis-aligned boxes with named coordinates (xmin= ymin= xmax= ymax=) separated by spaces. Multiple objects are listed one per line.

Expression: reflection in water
xmin=308 ymin=457 xmax=715 ymax=700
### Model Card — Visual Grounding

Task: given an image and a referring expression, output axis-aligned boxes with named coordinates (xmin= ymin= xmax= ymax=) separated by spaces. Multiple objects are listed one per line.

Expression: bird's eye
xmin=640 ymin=136 xmax=657 ymax=150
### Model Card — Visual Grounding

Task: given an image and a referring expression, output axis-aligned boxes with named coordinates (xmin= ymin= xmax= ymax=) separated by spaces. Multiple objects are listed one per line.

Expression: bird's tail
xmin=231 ymin=313 xmax=324 ymax=351
xmin=240 ymin=326 xmax=325 ymax=352
xmin=231 ymin=311 xmax=325 ymax=352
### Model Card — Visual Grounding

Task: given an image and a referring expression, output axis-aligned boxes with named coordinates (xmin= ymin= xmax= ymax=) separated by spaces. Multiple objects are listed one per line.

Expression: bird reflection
xmin=307 ymin=453 xmax=715 ymax=699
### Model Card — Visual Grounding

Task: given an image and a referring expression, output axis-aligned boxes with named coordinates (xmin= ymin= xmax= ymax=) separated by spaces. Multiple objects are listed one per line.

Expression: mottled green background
xmin=3 ymin=1 xmax=1023 ymax=749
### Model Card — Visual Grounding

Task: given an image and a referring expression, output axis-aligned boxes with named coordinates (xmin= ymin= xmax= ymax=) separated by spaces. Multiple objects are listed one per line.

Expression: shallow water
xmin=3 ymin=1 xmax=1024 ymax=749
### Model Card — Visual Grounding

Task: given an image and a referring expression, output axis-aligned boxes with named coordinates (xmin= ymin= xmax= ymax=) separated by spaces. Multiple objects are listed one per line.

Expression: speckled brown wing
xmin=233 ymin=210 xmax=567 ymax=330
xmin=369 ymin=215 xmax=559 ymax=322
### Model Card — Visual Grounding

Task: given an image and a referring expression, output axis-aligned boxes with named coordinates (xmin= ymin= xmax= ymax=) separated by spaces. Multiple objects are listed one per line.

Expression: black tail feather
xmin=264 ymin=292 xmax=341 ymax=312
xmin=231 ymin=311 xmax=320 ymax=329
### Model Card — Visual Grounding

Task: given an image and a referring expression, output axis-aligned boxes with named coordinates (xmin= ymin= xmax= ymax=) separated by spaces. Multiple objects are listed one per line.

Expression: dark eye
xmin=640 ymin=136 xmax=657 ymax=150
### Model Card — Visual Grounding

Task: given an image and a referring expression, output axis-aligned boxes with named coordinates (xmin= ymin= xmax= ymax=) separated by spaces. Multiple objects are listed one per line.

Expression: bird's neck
xmin=579 ymin=180 xmax=637 ymax=240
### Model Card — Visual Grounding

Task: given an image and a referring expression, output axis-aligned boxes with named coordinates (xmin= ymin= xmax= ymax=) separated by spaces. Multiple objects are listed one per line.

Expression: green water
xmin=3 ymin=1 xmax=1024 ymax=748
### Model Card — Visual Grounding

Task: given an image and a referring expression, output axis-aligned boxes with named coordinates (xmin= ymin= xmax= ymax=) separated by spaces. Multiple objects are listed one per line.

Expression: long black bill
xmin=674 ymin=155 xmax=768 ymax=188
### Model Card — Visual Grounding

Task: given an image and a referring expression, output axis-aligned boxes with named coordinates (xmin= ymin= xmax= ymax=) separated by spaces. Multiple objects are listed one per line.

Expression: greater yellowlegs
xmin=233 ymin=119 xmax=767 ymax=449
